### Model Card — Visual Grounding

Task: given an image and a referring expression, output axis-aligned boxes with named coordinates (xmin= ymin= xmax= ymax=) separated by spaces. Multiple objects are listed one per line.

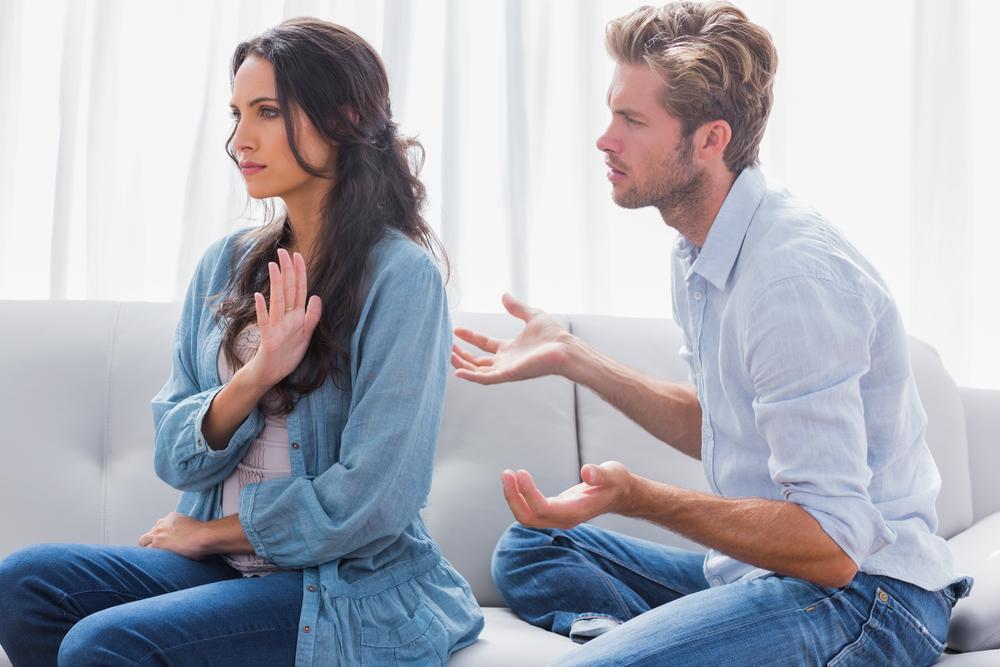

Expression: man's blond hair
xmin=606 ymin=2 xmax=778 ymax=174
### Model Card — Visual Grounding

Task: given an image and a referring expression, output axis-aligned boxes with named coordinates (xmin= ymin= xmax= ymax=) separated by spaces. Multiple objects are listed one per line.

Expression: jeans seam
xmin=549 ymin=534 xmax=634 ymax=623
xmin=627 ymin=603 xmax=807 ymax=664
xmin=561 ymin=535 xmax=689 ymax=597
xmin=56 ymin=590 xmax=144 ymax=621
xmin=135 ymin=623 xmax=300 ymax=665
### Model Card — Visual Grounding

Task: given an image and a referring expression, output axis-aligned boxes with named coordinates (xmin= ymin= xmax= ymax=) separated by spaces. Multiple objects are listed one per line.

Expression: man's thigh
xmin=58 ymin=569 xmax=304 ymax=666
xmin=552 ymin=572 xmax=947 ymax=667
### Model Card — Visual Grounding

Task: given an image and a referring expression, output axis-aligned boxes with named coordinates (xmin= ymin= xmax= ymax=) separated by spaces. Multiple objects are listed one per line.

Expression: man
xmin=450 ymin=2 xmax=972 ymax=665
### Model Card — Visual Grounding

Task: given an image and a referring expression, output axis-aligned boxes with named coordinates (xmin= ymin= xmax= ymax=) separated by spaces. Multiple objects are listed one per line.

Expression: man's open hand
xmin=501 ymin=461 xmax=635 ymax=529
xmin=451 ymin=293 xmax=573 ymax=385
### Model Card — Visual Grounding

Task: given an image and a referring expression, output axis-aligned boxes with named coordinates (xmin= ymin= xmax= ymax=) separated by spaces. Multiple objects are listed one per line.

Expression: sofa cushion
xmin=570 ymin=315 xmax=710 ymax=551
xmin=448 ymin=607 xmax=576 ymax=666
xmin=909 ymin=338 xmax=974 ymax=539
xmin=946 ymin=511 xmax=1000 ymax=652
xmin=426 ymin=313 xmax=582 ymax=607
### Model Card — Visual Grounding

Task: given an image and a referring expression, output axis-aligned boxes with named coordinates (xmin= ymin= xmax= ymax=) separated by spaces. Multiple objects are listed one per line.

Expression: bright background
xmin=0 ymin=0 xmax=997 ymax=389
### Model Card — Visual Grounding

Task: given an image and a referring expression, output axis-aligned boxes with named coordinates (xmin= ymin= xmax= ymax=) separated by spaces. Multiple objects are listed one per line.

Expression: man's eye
xmin=625 ymin=117 xmax=639 ymax=126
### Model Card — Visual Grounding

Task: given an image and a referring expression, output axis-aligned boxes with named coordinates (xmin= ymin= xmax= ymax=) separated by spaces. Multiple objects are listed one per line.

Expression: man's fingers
xmin=501 ymin=292 xmax=539 ymax=322
xmin=453 ymin=327 xmax=503 ymax=354
xmin=500 ymin=469 xmax=534 ymax=524
xmin=451 ymin=351 xmax=477 ymax=372
xmin=452 ymin=344 xmax=493 ymax=368
xmin=515 ymin=469 xmax=551 ymax=515
xmin=454 ymin=368 xmax=509 ymax=385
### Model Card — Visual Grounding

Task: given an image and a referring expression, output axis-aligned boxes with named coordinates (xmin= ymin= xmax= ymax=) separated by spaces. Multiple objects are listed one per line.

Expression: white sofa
xmin=1 ymin=300 xmax=998 ymax=665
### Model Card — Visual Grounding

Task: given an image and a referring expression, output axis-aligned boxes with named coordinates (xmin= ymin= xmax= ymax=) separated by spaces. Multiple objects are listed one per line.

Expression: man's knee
xmin=491 ymin=523 xmax=557 ymax=594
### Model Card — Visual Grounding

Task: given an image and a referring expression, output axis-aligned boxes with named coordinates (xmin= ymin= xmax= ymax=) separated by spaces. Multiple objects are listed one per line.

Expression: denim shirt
xmin=672 ymin=168 xmax=956 ymax=592
xmin=151 ymin=227 xmax=483 ymax=665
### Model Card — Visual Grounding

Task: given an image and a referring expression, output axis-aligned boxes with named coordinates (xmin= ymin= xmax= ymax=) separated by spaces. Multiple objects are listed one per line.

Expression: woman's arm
xmin=151 ymin=237 xmax=268 ymax=492
xmin=236 ymin=249 xmax=451 ymax=569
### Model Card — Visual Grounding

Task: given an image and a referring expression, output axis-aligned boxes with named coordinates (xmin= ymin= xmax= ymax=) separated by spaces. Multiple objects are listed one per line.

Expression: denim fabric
xmin=671 ymin=167 xmax=957 ymax=591
xmin=0 ymin=543 xmax=300 ymax=666
xmin=37 ymin=227 xmax=484 ymax=665
xmin=493 ymin=523 xmax=973 ymax=666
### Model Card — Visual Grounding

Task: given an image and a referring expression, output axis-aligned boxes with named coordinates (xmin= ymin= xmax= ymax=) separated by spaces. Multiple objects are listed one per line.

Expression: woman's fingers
xmin=268 ymin=261 xmax=284 ymax=318
xmin=303 ymin=294 xmax=322 ymax=337
xmin=278 ymin=249 xmax=296 ymax=310
xmin=294 ymin=252 xmax=307 ymax=311
xmin=254 ymin=292 xmax=270 ymax=329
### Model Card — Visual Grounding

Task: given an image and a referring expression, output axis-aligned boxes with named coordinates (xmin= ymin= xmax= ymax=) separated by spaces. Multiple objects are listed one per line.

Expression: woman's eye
xmin=229 ymin=110 xmax=240 ymax=121
xmin=259 ymin=107 xmax=279 ymax=118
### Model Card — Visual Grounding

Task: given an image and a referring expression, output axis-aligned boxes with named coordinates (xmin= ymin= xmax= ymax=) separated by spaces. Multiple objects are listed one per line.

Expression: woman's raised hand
xmin=245 ymin=248 xmax=322 ymax=389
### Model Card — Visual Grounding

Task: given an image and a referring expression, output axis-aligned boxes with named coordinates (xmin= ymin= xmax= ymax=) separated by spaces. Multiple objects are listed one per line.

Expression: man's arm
xmin=452 ymin=293 xmax=703 ymax=459
xmin=501 ymin=463 xmax=858 ymax=589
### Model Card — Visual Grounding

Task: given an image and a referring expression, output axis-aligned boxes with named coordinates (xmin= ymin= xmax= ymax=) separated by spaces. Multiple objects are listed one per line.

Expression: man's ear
xmin=694 ymin=119 xmax=732 ymax=163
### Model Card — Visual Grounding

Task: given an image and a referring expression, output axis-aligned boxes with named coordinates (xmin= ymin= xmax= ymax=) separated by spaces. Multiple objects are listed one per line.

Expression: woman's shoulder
xmin=367 ymin=228 xmax=442 ymax=282
xmin=192 ymin=226 xmax=260 ymax=281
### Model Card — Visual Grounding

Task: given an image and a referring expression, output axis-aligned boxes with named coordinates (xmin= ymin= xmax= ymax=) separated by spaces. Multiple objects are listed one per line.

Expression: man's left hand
xmin=501 ymin=461 xmax=634 ymax=529
xmin=138 ymin=511 xmax=208 ymax=560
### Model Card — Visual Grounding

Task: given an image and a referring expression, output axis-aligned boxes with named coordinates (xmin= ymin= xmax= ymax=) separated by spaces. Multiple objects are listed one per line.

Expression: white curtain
xmin=0 ymin=0 xmax=997 ymax=390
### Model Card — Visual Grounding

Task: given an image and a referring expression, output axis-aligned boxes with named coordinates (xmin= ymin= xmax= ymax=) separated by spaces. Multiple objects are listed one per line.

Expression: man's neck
xmin=661 ymin=169 xmax=738 ymax=248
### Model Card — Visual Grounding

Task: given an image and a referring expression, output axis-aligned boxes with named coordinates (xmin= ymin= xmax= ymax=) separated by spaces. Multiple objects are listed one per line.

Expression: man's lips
xmin=606 ymin=163 xmax=627 ymax=182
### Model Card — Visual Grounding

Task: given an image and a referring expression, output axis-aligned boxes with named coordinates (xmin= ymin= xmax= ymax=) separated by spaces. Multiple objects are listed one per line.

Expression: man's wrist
xmin=561 ymin=333 xmax=595 ymax=385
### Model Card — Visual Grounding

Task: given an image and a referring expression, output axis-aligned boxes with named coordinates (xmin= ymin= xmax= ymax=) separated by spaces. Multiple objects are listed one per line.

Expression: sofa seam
xmin=567 ymin=316 xmax=583 ymax=475
xmin=101 ymin=302 xmax=122 ymax=545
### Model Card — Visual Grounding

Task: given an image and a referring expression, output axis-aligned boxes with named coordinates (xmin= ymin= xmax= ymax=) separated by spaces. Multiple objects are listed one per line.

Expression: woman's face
xmin=229 ymin=55 xmax=334 ymax=201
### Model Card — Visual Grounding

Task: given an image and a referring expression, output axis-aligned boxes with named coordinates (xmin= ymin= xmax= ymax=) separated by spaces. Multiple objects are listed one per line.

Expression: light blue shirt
xmin=671 ymin=168 xmax=955 ymax=591
xmin=151 ymin=227 xmax=483 ymax=665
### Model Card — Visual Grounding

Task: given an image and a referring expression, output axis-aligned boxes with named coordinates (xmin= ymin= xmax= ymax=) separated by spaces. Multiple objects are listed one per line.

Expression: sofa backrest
xmin=0 ymin=301 xmax=987 ymax=608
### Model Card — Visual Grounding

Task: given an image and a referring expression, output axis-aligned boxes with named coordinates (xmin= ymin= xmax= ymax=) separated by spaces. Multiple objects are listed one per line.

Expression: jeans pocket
xmin=827 ymin=587 xmax=945 ymax=667
xmin=360 ymin=603 xmax=448 ymax=667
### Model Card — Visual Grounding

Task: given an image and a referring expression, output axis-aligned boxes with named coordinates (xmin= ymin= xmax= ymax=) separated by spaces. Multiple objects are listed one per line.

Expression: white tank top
xmin=217 ymin=323 xmax=292 ymax=577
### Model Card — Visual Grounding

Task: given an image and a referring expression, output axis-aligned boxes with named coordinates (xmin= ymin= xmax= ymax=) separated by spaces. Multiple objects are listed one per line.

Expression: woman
xmin=0 ymin=17 xmax=483 ymax=666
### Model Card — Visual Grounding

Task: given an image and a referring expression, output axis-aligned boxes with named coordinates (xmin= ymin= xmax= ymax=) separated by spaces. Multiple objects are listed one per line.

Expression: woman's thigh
xmin=58 ymin=568 xmax=304 ymax=666
xmin=0 ymin=542 xmax=243 ymax=665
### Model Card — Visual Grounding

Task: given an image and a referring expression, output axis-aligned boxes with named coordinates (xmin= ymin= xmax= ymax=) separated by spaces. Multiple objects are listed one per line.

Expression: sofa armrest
xmin=946 ymin=511 xmax=1000 ymax=652
xmin=959 ymin=387 xmax=1000 ymax=523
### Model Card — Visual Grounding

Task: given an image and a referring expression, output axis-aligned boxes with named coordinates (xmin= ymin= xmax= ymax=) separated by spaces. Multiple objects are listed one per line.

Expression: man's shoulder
xmin=737 ymin=188 xmax=874 ymax=299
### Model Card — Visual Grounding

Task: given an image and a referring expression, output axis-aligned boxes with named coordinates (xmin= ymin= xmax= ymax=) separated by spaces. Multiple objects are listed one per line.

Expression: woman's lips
xmin=241 ymin=165 xmax=266 ymax=175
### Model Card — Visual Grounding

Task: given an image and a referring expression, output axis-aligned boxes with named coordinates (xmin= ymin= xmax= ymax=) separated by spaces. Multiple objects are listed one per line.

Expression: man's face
xmin=596 ymin=62 xmax=706 ymax=211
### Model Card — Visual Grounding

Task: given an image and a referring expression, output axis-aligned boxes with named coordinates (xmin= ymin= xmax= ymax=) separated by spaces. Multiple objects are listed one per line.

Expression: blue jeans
xmin=0 ymin=543 xmax=303 ymax=666
xmin=492 ymin=523 xmax=973 ymax=667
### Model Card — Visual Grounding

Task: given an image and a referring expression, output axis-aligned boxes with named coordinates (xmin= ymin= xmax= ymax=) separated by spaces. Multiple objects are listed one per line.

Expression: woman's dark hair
xmin=215 ymin=17 xmax=448 ymax=416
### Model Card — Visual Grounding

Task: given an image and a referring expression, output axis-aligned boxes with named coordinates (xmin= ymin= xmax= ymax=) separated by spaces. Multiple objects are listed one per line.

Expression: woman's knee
xmin=58 ymin=613 xmax=135 ymax=667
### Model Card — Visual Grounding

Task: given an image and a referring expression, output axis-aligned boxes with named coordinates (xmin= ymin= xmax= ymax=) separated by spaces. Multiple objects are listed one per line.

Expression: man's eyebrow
xmin=228 ymin=96 xmax=279 ymax=109
xmin=614 ymin=107 xmax=646 ymax=120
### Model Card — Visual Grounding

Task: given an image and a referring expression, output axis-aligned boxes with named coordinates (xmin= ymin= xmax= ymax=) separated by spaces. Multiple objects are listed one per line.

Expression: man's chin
xmin=611 ymin=187 xmax=649 ymax=210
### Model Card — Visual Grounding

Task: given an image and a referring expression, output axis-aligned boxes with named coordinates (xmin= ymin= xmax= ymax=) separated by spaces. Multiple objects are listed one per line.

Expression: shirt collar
xmin=676 ymin=167 xmax=767 ymax=292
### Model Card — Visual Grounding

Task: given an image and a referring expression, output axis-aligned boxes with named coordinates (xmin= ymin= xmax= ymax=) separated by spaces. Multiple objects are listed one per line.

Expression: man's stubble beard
xmin=613 ymin=136 xmax=709 ymax=219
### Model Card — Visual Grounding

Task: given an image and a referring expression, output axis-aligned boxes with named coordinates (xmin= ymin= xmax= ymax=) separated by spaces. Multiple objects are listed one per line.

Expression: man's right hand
xmin=451 ymin=293 xmax=573 ymax=385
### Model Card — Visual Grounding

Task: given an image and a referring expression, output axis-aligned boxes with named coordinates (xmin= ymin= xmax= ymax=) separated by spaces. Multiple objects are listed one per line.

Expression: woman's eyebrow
xmin=228 ymin=96 xmax=279 ymax=109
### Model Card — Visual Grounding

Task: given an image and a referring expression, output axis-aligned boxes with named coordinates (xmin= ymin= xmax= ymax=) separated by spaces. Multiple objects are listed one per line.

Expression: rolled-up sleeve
xmin=744 ymin=275 xmax=896 ymax=567
xmin=151 ymin=245 xmax=265 ymax=492
xmin=238 ymin=253 xmax=450 ymax=569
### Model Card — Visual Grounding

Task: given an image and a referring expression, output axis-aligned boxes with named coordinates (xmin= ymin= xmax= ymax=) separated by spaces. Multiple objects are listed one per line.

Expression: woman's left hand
xmin=138 ymin=511 xmax=208 ymax=560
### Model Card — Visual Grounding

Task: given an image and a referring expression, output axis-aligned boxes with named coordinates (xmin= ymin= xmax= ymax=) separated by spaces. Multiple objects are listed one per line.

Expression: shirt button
xmin=307 ymin=584 xmax=317 ymax=592
xmin=693 ymin=291 xmax=703 ymax=301
xmin=303 ymin=625 xmax=312 ymax=633
xmin=291 ymin=442 xmax=300 ymax=449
